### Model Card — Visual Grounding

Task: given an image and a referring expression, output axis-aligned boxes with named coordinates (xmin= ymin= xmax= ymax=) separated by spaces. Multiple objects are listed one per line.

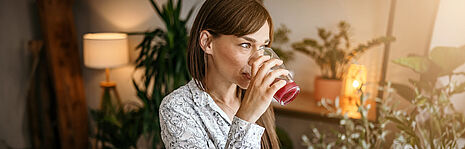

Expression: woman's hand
xmin=235 ymin=55 xmax=289 ymax=123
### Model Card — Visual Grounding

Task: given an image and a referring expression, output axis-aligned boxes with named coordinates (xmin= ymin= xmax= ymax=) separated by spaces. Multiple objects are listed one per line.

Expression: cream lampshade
xmin=83 ymin=33 xmax=129 ymax=69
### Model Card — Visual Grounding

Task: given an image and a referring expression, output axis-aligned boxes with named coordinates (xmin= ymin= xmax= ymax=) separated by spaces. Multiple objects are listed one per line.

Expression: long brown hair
xmin=187 ymin=0 xmax=279 ymax=148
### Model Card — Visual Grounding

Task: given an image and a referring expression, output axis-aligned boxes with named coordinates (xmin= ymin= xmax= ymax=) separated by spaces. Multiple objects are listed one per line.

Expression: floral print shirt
xmin=160 ymin=79 xmax=265 ymax=148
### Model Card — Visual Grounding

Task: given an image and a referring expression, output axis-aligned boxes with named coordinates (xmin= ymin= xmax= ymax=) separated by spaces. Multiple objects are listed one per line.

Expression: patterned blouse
xmin=159 ymin=79 xmax=265 ymax=148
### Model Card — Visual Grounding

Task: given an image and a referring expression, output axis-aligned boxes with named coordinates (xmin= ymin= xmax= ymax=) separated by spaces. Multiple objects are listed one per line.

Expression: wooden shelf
xmin=272 ymin=91 xmax=377 ymax=121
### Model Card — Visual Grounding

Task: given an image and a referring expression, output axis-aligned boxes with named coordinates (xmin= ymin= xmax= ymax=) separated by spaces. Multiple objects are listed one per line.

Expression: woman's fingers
xmin=250 ymin=55 xmax=270 ymax=78
xmin=262 ymin=69 xmax=289 ymax=87
xmin=248 ymin=49 xmax=265 ymax=66
xmin=268 ymin=79 xmax=287 ymax=95
xmin=254 ymin=58 xmax=282 ymax=84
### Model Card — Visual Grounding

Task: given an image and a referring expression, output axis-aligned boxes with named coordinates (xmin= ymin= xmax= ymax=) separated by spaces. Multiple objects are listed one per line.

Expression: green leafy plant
xmin=292 ymin=21 xmax=394 ymax=80
xmin=302 ymin=45 xmax=465 ymax=149
xmin=302 ymin=85 xmax=390 ymax=149
xmin=90 ymin=107 xmax=143 ymax=149
xmin=90 ymin=0 xmax=194 ymax=148
xmin=272 ymin=24 xmax=294 ymax=62
xmin=90 ymin=81 xmax=145 ymax=149
xmin=388 ymin=45 xmax=465 ymax=148
xmin=130 ymin=0 xmax=194 ymax=148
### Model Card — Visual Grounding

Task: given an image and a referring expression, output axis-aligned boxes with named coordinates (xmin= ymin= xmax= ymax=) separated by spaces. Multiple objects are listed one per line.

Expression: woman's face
xmin=206 ymin=22 xmax=270 ymax=89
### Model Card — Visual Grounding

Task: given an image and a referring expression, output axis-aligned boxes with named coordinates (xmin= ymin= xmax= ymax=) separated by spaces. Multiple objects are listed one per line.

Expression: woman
xmin=159 ymin=0 xmax=289 ymax=148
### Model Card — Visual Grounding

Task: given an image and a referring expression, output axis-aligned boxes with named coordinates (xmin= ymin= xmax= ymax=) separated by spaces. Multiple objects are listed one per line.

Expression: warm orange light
xmin=352 ymin=80 xmax=361 ymax=88
xmin=342 ymin=64 xmax=367 ymax=119
xmin=343 ymin=64 xmax=367 ymax=97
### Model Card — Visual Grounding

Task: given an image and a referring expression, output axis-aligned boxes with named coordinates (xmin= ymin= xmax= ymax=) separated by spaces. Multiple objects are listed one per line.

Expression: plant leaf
xmin=391 ymin=83 xmax=416 ymax=103
xmin=429 ymin=46 xmax=465 ymax=75
xmin=451 ymin=82 xmax=465 ymax=95
xmin=392 ymin=56 xmax=430 ymax=73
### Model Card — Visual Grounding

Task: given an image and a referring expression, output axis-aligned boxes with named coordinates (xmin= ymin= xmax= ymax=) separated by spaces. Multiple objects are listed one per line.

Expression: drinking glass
xmin=254 ymin=47 xmax=300 ymax=105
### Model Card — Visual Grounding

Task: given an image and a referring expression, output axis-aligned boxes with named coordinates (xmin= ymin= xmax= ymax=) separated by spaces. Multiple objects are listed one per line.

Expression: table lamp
xmin=342 ymin=64 xmax=367 ymax=119
xmin=83 ymin=33 xmax=129 ymax=110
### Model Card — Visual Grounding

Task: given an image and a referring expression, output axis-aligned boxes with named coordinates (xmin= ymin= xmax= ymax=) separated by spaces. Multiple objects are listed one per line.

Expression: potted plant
xmin=89 ymin=0 xmax=195 ymax=148
xmin=302 ymin=45 xmax=465 ymax=148
xmin=130 ymin=0 xmax=194 ymax=148
xmin=302 ymin=87 xmax=390 ymax=148
xmin=272 ymin=24 xmax=294 ymax=62
xmin=90 ymin=106 xmax=144 ymax=149
xmin=292 ymin=21 xmax=394 ymax=101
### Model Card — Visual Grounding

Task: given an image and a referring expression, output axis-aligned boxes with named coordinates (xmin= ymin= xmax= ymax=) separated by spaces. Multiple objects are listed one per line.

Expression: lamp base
xmin=100 ymin=81 xmax=116 ymax=88
xmin=95 ymin=81 xmax=122 ymax=149
xmin=99 ymin=81 xmax=122 ymax=110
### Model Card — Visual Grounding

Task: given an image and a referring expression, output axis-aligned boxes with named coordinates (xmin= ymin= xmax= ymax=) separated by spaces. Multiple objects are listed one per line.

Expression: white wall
xmin=382 ymin=0 xmax=440 ymax=112
xmin=429 ymin=0 xmax=465 ymax=114
xmin=386 ymin=0 xmax=440 ymax=84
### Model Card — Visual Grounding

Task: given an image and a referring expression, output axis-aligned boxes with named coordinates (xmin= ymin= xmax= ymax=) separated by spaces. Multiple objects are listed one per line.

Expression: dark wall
xmin=0 ymin=0 xmax=41 ymax=148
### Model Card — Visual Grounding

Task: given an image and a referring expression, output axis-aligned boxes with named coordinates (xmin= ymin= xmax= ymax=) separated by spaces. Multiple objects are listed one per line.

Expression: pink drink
xmin=254 ymin=47 xmax=300 ymax=105
xmin=274 ymin=81 xmax=300 ymax=105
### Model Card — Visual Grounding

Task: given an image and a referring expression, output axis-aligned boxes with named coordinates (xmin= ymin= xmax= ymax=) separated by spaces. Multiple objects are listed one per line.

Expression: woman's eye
xmin=259 ymin=45 xmax=267 ymax=49
xmin=240 ymin=43 xmax=251 ymax=49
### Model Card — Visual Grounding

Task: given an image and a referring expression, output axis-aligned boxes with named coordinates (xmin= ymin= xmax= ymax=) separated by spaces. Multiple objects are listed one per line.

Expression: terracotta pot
xmin=314 ymin=77 xmax=343 ymax=101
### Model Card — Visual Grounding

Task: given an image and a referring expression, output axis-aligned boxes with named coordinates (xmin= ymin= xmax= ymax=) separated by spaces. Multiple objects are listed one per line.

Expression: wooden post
xmin=36 ymin=0 xmax=88 ymax=148
xmin=27 ymin=40 xmax=60 ymax=149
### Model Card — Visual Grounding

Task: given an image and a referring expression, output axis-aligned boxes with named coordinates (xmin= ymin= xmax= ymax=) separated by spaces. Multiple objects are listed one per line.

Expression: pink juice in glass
xmin=273 ymin=80 xmax=300 ymax=105
xmin=254 ymin=47 xmax=301 ymax=105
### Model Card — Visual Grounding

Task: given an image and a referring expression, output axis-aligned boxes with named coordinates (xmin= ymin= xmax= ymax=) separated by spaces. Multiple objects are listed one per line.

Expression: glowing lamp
xmin=83 ymin=33 xmax=129 ymax=109
xmin=343 ymin=64 xmax=367 ymax=98
xmin=342 ymin=64 xmax=367 ymax=118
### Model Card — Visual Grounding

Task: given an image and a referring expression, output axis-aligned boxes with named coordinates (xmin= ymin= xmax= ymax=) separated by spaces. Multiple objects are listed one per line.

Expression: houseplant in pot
xmin=301 ymin=45 xmax=465 ymax=148
xmin=131 ymin=0 xmax=194 ymax=148
xmin=89 ymin=0 xmax=195 ymax=148
xmin=292 ymin=21 xmax=394 ymax=101
xmin=272 ymin=24 xmax=294 ymax=62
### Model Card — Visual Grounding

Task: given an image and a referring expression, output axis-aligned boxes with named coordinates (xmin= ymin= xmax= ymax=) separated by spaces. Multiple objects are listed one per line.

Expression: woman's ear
xmin=199 ymin=30 xmax=214 ymax=55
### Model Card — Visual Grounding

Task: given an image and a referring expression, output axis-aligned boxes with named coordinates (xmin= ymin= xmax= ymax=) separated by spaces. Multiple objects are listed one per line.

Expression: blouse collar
xmin=187 ymin=79 xmax=233 ymax=124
